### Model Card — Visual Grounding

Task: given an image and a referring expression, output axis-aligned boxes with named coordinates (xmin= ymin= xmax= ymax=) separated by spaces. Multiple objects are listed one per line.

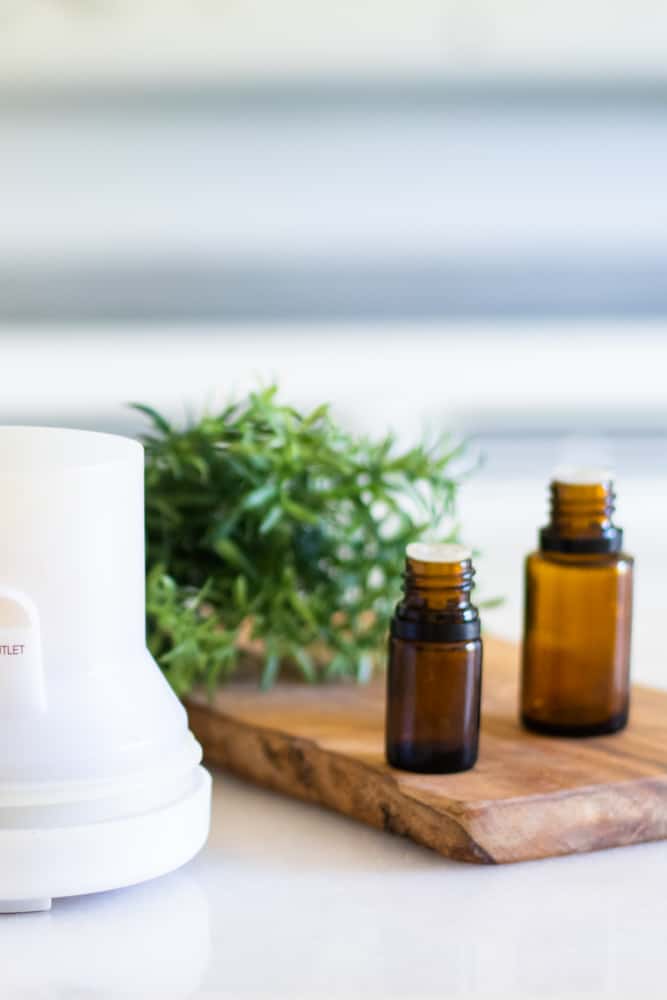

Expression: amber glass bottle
xmin=521 ymin=472 xmax=633 ymax=737
xmin=385 ymin=543 xmax=483 ymax=773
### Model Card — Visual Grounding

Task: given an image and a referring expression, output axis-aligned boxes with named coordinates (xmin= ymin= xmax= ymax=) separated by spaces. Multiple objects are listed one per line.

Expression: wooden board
xmin=185 ymin=638 xmax=667 ymax=864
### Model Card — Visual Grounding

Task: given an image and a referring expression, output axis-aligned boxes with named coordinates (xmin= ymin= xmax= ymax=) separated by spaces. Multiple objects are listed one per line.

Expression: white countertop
xmin=3 ymin=772 xmax=667 ymax=998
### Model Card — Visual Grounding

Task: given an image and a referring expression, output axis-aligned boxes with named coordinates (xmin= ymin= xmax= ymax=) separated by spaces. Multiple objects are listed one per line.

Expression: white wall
xmin=3 ymin=1 xmax=667 ymax=86
xmin=3 ymin=324 xmax=667 ymax=436
xmin=3 ymin=100 xmax=667 ymax=263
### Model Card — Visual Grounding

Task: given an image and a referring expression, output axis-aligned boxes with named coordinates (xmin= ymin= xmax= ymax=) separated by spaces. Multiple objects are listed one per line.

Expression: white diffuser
xmin=0 ymin=427 xmax=211 ymax=913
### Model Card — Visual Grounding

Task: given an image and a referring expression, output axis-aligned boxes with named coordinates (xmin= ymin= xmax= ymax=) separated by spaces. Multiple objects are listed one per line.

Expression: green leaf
xmin=185 ymin=454 xmax=210 ymax=483
xmin=233 ymin=574 xmax=248 ymax=610
xmin=131 ymin=403 xmax=172 ymax=435
xmin=260 ymin=651 xmax=280 ymax=690
xmin=325 ymin=653 xmax=349 ymax=680
xmin=292 ymin=648 xmax=316 ymax=682
xmin=356 ymin=653 xmax=374 ymax=684
xmin=242 ymin=482 xmax=278 ymax=510
xmin=288 ymin=591 xmax=317 ymax=629
xmin=212 ymin=537 xmax=256 ymax=577
xmin=280 ymin=494 xmax=319 ymax=525
xmin=303 ymin=402 xmax=330 ymax=426
xmin=259 ymin=504 xmax=283 ymax=535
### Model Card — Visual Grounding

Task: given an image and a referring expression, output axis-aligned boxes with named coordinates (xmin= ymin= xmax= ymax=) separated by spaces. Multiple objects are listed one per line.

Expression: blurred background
xmin=2 ymin=1 xmax=666 ymax=679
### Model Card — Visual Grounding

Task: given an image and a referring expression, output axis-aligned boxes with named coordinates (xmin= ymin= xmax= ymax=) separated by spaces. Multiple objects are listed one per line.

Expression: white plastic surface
xmin=0 ymin=428 xmax=210 ymax=912
xmin=0 ymin=899 xmax=51 ymax=913
xmin=0 ymin=428 xmax=185 ymax=784
xmin=0 ymin=766 xmax=210 ymax=910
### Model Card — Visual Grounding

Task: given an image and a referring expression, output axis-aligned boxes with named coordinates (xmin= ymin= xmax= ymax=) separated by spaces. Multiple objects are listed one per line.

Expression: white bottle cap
xmin=406 ymin=542 xmax=472 ymax=564
xmin=552 ymin=465 xmax=613 ymax=485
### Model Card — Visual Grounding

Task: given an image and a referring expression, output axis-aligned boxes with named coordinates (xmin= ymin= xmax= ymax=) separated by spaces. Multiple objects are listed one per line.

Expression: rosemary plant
xmin=136 ymin=386 xmax=466 ymax=693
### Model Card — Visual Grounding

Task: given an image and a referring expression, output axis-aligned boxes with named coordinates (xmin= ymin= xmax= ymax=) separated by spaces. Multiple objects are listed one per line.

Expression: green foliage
xmin=136 ymin=386 xmax=466 ymax=693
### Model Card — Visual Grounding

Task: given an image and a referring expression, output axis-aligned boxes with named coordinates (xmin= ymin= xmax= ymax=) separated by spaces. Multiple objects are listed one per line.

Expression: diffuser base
xmin=0 ymin=766 xmax=211 ymax=913
xmin=0 ymin=898 xmax=51 ymax=913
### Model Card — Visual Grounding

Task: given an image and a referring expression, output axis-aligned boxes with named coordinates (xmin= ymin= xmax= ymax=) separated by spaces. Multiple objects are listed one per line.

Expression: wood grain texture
xmin=185 ymin=638 xmax=667 ymax=864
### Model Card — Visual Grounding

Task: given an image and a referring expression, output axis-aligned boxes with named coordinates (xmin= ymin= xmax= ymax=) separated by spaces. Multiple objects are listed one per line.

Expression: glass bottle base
xmin=521 ymin=710 xmax=628 ymax=738
xmin=386 ymin=741 xmax=478 ymax=774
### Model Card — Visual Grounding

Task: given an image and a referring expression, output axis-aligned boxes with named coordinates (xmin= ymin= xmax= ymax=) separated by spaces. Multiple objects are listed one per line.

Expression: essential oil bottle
xmin=521 ymin=470 xmax=634 ymax=737
xmin=385 ymin=542 xmax=483 ymax=774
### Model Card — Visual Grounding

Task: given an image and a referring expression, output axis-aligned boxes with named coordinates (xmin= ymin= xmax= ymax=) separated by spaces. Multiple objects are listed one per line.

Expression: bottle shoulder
xmin=526 ymin=549 xmax=634 ymax=569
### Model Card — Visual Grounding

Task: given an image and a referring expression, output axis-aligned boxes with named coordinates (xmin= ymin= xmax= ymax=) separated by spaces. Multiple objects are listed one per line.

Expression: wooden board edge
xmin=185 ymin=699 xmax=498 ymax=864
xmin=450 ymin=777 xmax=667 ymax=863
